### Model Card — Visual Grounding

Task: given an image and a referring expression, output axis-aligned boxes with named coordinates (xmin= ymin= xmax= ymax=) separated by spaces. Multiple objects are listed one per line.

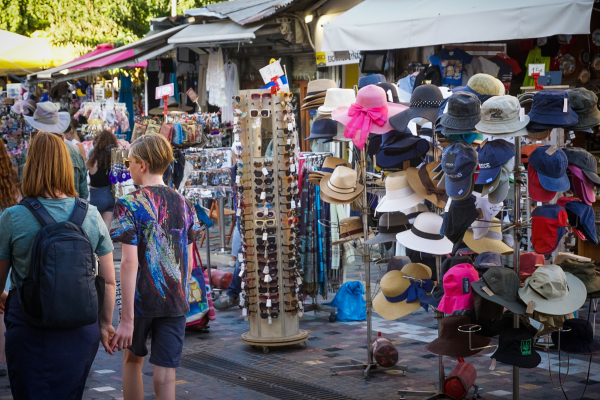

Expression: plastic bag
xmin=327 ymin=281 xmax=367 ymax=322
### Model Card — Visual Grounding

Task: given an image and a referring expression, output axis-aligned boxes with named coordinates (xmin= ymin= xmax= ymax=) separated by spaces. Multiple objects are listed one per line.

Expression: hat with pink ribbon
xmin=332 ymin=85 xmax=407 ymax=150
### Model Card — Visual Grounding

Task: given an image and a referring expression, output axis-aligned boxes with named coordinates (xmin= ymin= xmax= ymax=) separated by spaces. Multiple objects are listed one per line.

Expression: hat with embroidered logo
xmin=442 ymin=141 xmax=478 ymax=200
xmin=476 ymin=95 xmax=529 ymax=136
xmin=475 ymin=139 xmax=515 ymax=185
xmin=490 ymin=328 xmax=541 ymax=368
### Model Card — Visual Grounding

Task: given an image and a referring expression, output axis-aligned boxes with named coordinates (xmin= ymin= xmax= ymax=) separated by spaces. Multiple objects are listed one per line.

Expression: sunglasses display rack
xmin=235 ymin=88 xmax=308 ymax=352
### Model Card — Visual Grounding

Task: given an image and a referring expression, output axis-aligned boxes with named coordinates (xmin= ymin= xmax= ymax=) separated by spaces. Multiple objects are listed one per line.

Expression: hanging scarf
xmin=343 ymin=104 xmax=388 ymax=150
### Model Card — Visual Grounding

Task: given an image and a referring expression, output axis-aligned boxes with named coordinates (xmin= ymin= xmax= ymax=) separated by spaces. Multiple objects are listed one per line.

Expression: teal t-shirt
xmin=0 ymin=198 xmax=114 ymax=290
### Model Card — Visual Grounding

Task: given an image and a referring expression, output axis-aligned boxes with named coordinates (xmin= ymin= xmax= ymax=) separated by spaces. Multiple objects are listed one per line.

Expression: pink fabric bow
xmin=343 ymin=104 xmax=388 ymax=150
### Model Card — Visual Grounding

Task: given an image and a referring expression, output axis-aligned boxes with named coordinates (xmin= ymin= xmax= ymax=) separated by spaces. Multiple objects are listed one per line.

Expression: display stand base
xmin=398 ymin=385 xmax=482 ymax=400
xmin=330 ymin=359 xmax=407 ymax=379
xmin=241 ymin=330 xmax=309 ymax=354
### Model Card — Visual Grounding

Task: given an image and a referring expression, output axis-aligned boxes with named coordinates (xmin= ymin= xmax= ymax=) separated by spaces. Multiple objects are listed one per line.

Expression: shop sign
xmin=259 ymin=60 xmax=284 ymax=84
xmin=187 ymin=88 xmax=199 ymax=103
xmin=155 ymin=83 xmax=174 ymax=99
xmin=7 ymin=83 xmax=21 ymax=99
xmin=528 ymin=63 xmax=545 ymax=76
xmin=316 ymin=51 xmax=360 ymax=67
xmin=94 ymin=86 xmax=105 ymax=102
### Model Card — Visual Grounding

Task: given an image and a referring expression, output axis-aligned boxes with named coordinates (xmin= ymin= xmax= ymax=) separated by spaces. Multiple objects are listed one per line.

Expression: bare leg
xmin=122 ymin=349 xmax=144 ymax=400
xmin=153 ymin=365 xmax=176 ymax=400
xmin=101 ymin=211 xmax=113 ymax=233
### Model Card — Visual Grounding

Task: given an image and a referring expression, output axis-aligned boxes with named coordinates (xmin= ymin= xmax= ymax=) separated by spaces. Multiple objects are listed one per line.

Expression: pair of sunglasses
xmin=255 ymin=177 xmax=274 ymax=186
xmin=254 ymin=187 xmax=274 ymax=195
xmin=250 ymin=109 xmax=271 ymax=118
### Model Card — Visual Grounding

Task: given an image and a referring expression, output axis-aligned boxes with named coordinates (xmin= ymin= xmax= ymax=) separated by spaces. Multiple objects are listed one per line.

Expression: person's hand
xmin=100 ymin=323 xmax=116 ymax=355
xmin=109 ymin=320 xmax=134 ymax=352
xmin=0 ymin=291 xmax=9 ymax=314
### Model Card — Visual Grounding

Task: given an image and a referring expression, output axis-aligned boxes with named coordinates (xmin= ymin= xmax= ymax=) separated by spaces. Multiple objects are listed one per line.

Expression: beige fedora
xmin=463 ymin=218 xmax=513 ymax=255
xmin=318 ymin=88 xmax=356 ymax=113
xmin=303 ymin=79 xmax=337 ymax=102
xmin=375 ymin=171 xmax=424 ymax=214
xmin=321 ymin=189 xmax=362 ymax=205
xmin=396 ymin=212 xmax=453 ymax=255
xmin=406 ymin=161 xmax=448 ymax=209
xmin=373 ymin=263 xmax=433 ymax=320
xmin=332 ymin=217 xmax=364 ymax=245
xmin=301 ymin=98 xmax=326 ymax=110
xmin=320 ymin=166 xmax=364 ymax=203
xmin=554 ymin=252 xmax=591 ymax=265
xmin=311 ymin=157 xmax=352 ymax=178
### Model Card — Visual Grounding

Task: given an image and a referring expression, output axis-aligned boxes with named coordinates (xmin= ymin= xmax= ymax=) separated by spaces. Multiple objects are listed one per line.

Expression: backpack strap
xmin=19 ymin=198 xmax=57 ymax=227
xmin=68 ymin=198 xmax=88 ymax=226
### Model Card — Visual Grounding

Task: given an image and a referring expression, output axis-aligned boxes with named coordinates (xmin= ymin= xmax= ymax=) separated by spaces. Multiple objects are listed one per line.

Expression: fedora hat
xmin=373 ymin=263 xmax=433 ymax=320
xmin=332 ymin=217 xmax=364 ymax=245
xmin=303 ymin=79 xmax=337 ymax=102
xmin=311 ymin=157 xmax=351 ymax=178
xmin=463 ymin=218 xmax=513 ymax=255
xmin=305 ymin=119 xmax=338 ymax=141
xmin=472 ymin=267 xmax=526 ymax=315
xmin=551 ymin=319 xmax=600 ymax=355
xmin=301 ymin=97 xmax=327 ymax=110
xmin=406 ymin=162 xmax=448 ymax=209
xmin=390 ymin=84 xmax=444 ymax=131
xmin=318 ymin=89 xmax=356 ymax=113
xmin=375 ymin=171 xmax=424 ymax=213
xmin=365 ymin=212 xmax=409 ymax=244
xmin=24 ymin=102 xmax=70 ymax=134
xmin=396 ymin=212 xmax=453 ymax=255
xmin=320 ymin=166 xmax=364 ymax=203
xmin=332 ymin=85 xmax=408 ymax=150
xmin=425 ymin=315 xmax=492 ymax=358
xmin=519 ymin=264 xmax=587 ymax=315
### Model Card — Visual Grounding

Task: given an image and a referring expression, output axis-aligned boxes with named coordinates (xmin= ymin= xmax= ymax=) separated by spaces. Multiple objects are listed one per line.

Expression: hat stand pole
xmin=330 ymin=144 xmax=408 ymax=379
xmin=512 ymin=137 xmax=523 ymax=400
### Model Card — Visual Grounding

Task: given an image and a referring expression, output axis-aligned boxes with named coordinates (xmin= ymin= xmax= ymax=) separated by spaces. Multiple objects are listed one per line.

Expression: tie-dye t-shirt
xmin=111 ymin=185 xmax=202 ymax=317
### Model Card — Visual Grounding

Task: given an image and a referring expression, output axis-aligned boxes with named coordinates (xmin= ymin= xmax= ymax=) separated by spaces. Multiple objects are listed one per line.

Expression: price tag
xmin=288 ymin=123 xmax=294 ymax=131
xmin=260 ymin=191 xmax=266 ymax=200
xmin=263 ymin=265 xmax=269 ymax=274
xmin=546 ymin=145 xmax=558 ymax=156
xmin=536 ymin=202 xmax=542 ymax=206
xmin=233 ymin=116 xmax=239 ymax=125
xmin=291 ymin=200 xmax=296 ymax=209
xmin=266 ymin=298 xmax=272 ymax=307
xmin=268 ymin=316 xmax=273 ymax=324
xmin=526 ymin=300 xmax=536 ymax=314
xmin=481 ymin=286 xmax=495 ymax=297
xmin=236 ymin=175 xmax=240 ymax=184
xmin=563 ymin=98 xmax=568 ymax=113
xmin=262 ymin=167 xmax=269 ymax=176
xmin=444 ymin=198 xmax=452 ymax=212
xmin=236 ymin=208 xmax=241 ymax=216
xmin=259 ymin=60 xmax=284 ymax=84
xmin=290 ymin=163 xmax=296 ymax=172
xmin=241 ymin=281 xmax=245 ymax=289
xmin=296 ymin=277 xmax=302 ymax=285
xmin=186 ymin=88 xmax=199 ymax=102
xmin=239 ymin=297 xmax=244 ymax=306
xmin=238 ymin=253 xmax=244 ymax=262
xmin=519 ymin=107 xmax=525 ymax=122
xmin=155 ymin=83 xmax=174 ymax=99
xmin=528 ymin=63 xmax=545 ymax=76
xmin=264 ymin=275 xmax=271 ymax=283
xmin=263 ymin=206 xmax=268 ymax=215
xmin=242 ymin=308 xmax=248 ymax=317
xmin=287 ymin=138 xmax=291 ymax=145
xmin=443 ymin=101 xmax=449 ymax=114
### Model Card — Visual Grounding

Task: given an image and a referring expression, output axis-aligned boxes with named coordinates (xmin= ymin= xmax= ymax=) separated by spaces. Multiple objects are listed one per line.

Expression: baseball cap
xmin=521 ymin=144 xmax=542 ymax=165
xmin=528 ymin=146 xmax=570 ymax=192
xmin=442 ymin=141 xmax=478 ymax=200
xmin=475 ymin=139 xmax=515 ymax=185
xmin=564 ymin=200 xmax=598 ymax=245
xmin=531 ymin=205 xmax=568 ymax=254
xmin=483 ymin=157 xmax=514 ymax=204
xmin=528 ymin=167 xmax=557 ymax=202
xmin=563 ymin=147 xmax=600 ymax=186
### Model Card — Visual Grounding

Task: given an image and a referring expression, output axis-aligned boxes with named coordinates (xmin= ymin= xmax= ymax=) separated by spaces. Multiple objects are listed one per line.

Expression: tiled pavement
xmin=0 ymin=241 xmax=598 ymax=399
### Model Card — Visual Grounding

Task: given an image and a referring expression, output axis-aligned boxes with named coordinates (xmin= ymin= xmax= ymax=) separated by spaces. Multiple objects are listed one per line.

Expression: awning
xmin=69 ymin=43 xmax=147 ymax=71
xmin=168 ymin=21 xmax=263 ymax=46
xmin=321 ymin=0 xmax=595 ymax=51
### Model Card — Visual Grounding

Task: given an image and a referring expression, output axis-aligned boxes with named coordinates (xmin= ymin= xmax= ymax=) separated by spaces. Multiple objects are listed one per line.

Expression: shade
xmin=69 ymin=43 xmax=147 ymax=70
xmin=168 ymin=21 xmax=263 ymax=45
xmin=0 ymin=30 xmax=29 ymax=54
xmin=321 ymin=0 xmax=594 ymax=51
xmin=0 ymin=32 xmax=77 ymax=74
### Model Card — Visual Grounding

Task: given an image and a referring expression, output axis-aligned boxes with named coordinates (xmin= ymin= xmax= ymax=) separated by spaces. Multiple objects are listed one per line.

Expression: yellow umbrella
xmin=0 ymin=31 xmax=78 ymax=75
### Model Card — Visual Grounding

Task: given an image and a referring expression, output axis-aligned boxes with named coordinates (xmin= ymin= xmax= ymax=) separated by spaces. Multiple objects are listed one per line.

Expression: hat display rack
xmin=234 ymin=88 xmax=309 ymax=352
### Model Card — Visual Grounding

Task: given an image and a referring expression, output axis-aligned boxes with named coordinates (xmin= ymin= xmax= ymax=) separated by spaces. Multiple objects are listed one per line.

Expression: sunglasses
xmin=260 ymin=311 xmax=279 ymax=319
xmin=281 ymin=217 xmax=299 ymax=226
xmin=280 ymin=93 xmax=294 ymax=100
xmin=259 ymin=294 xmax=279 ymax=303
xmin=254 ymin=219 xmax=276 ymax=228
xmin=258 ymin=261 xmax=278 ymax=270
xmin=277 ymin=144 xmax=296 ymax=151
xmin=250 ymin=109 xmax=271 ymax=118
xmin=256 ymin=236 xmax=277 ymax=245
xmin=253 ymin=160 xmax=274 ymax=168
xmin=258 ymin=254 xmax=278 ymax=263
xmin=257 ymin=243 xmax=278 ymax=253
xmin=255 ymin=195 xmax=275 ymax=204
xmin=259 ymin=302 xmax=279 ymax=311
xmin=254 ymin=187 xmax=275 ymax=195
xmin=254 ymin=177 xmax=274 ymax=186
xmin=255 ymin=227 xmax=277 ymax=236
xmin=255 ymin=210 xmax=276 ymax=219
xmin=254 ymin=169 xmax=274 ymax=178
xmin=259 ymin=286 xmax=279 ymax=294
xmin=251 ymin=93 xmax=272 ymax=100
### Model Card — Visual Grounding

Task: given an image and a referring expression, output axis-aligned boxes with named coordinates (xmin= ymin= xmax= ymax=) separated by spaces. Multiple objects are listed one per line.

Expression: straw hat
xmin=396 ymin=212 xmax=453 ymax=255
xmin=462 ymin=218 xmax=513 ymax=255
xmin=406 ymin=162 xmax=448 ymax=209
xmin=373 ymin=263 xmax=433 ymax=321
xmin=375 ymin=171 xmax=424 ymax=213
xmin=303 ymin=79 xmax=337 ymax=103
xmin=311 ymin=157 xmax=351 ymax=179
xmin=332 ymin=217 xmax=364 ymax=245
xmin=318 ymin=88 xmax=356 ymax=113
xmin=320 ymin=166 xmax=364 ymax=203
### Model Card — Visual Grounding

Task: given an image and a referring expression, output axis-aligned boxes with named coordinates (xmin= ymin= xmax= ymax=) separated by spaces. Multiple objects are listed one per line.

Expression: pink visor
xmin=568 ymin=165 xmax=595 ymax=205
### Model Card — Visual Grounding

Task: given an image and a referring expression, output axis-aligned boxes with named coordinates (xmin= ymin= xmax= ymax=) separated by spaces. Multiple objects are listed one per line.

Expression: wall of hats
xmin=234 ymin=88 xmax=308 ymax=347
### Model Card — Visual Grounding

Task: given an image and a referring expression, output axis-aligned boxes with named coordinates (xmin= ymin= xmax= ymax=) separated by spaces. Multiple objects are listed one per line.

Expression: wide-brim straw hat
xmin=406 ymin=161 xmax=448 ymax=209
xmin=463 ymin=218 xmax=513 ymax=255
xmin=321 ymin=189 xmax=362 ymax=205
xmin=373 ymin=263 xmax=432 ymax=321
xmin=375 ymin=171 xmax=424 ymax=213
xmin=332 ymin=217 xmax=364 ymax=245
xmin=303 ymin=79 xmax=337 ymax=103
xmin=396 ymin=212 xmax=453 ymax=255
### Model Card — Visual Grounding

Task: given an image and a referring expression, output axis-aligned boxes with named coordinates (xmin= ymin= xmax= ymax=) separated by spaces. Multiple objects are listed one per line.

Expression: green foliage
xmin=0 ymin=0 xmax=222 ymax=53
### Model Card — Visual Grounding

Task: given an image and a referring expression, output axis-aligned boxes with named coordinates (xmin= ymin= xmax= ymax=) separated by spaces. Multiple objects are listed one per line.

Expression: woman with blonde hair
xmin=0 ymin=132 xmax=117 ymax=399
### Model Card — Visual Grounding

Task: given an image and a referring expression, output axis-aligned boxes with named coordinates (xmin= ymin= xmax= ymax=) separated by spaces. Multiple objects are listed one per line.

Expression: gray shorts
xmin=128 ymin=315 xmax=186 ymax=368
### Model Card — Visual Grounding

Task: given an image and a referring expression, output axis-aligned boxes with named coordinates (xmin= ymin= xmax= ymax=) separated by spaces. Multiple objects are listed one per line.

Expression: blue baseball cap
xmin=564 ymin=200 xmax=598 ymax=245
xmin=475 ymin=139 xmax=515 ymax=185
xmin=527 ymin=90 xmax=579 ymax=127
xmin=528 ymin=146 xmax=570 ymax=192
xmin=441 ymin=141 xmax=478 ymax=200
xmin=358 ymin=74 xmax=386 ymax=89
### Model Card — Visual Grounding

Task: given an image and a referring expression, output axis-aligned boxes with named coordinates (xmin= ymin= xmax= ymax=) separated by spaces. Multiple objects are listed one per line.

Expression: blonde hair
xmin=22 ymin=131 xmax=77 ymax=198
xmin=129 ymin=134 xmax=173 ymax=174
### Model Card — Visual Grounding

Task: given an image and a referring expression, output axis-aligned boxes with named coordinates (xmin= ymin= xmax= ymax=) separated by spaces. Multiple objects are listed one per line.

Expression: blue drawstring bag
xmin=326 ymin=281 xmax=367 ymax=321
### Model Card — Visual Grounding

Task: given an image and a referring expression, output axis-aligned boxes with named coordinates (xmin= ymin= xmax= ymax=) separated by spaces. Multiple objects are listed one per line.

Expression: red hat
xmin=519 ymin=252 xmax=546 ymax=281
xmin=528 ymin=167 xmax=556 ymax=202
xmin=555 ymin=197 xmax=586 ymax=241
xmin=531 ymin=205 xmax=568 ymax=255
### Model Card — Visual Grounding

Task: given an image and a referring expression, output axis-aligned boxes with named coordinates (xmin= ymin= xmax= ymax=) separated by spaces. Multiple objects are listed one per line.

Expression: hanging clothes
xmin=118 ymin=72 xmax=134 ymax=141
xmin=222 ymin=61 xmax=239 ymax=123
xmin=206 ymin=47 xmax=227 ymax=107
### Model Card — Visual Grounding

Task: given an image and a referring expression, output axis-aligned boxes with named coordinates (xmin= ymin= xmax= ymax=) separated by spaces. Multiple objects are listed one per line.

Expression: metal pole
xmin=206 ymin=227 xmax=213 ymax=293
xmin=218 ymin=196 xmax=227 ymax=253
xmin=512 ymin=137 xmax=522 ymax=400
xmin=362 ymin=148 xmax=374 ymax=365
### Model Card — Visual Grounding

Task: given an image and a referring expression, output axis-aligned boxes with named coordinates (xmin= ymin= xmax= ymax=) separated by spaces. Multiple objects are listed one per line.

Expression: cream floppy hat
xmin=375 ymin=171 xmax=424 ymax=214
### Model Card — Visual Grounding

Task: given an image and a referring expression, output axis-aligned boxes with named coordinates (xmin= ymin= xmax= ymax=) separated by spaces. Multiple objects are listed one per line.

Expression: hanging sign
xmin=187 ymin=88 xmax=199 ymax=103
xmin=316 ymin=51 xmax=360 ymax=67
xmin=155 ymin=83 xmax=174 ymax=100
xmin=7 ymin=83 xmax=21 ymax=99
xmin=94 ymin=86 xmax=105 ymax=102
xmin=528 ymin=63 xmax=545 ymax=76
xmin=259 ymin=60 xmax=284 ymax=84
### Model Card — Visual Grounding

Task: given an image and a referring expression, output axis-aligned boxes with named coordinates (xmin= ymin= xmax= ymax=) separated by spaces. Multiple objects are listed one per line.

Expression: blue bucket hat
xmin=441 ymin=141 xmax=478 ymax=200
xmin=565 ymin=200 xmax=598 ymax=245
xmin=376 ymin=131 xmax=430 ymax=169
xmin=475 ymin=139 xmax=515 ymax=185
xmin=305 ymin=119 xmax=338 ymax=141
xmin=528 ymin=146 xmax=570 ymax=192
xmin=527 ymin=90 xmax=579 ymax=127
xmin=358 ymin=74 xmax=386 ymax=89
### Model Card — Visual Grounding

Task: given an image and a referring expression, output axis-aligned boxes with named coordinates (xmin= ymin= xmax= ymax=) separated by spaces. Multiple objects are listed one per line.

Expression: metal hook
xmin=457 ymin=324 xmax=499 ymax=351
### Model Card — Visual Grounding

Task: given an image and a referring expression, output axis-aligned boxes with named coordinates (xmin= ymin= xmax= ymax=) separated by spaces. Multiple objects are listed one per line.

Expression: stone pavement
xmin=0 ymin=240 xmax=598 ymax=400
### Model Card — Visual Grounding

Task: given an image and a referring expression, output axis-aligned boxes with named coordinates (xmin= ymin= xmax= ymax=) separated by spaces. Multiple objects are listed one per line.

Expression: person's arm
xmin=76 ymin=142 xmax=86 ymax=160
xmin=98 ymin=253 xmax=116 ymax=355
xmin=109 ymin=243 xmax=137 ymax=351
xmin=78 ymin=155 xmax=89 ymax=200
xmin=0 ymin=259 xmax=9 ymax=313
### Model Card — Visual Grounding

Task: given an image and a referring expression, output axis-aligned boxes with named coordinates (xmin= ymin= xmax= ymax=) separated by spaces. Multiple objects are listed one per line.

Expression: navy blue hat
xmin=376 ymin=131 xmax=429 ymax=168
xmin=529 ymin=146 xmax=570 ymax=192
xmin=358 ymin=74 xmax=386 ymax=89
xmin=442 ymin=141 xmax=478 ymax=200
xmin=527 ymin=90 xmax=579 ymax=127
xmin=565 ymin=200 xmax=598 ymax=245
xmin=526 ymin=120 xmax=556 ymax=133
xmin=305 ymin=119 xmax=338 ymax=141
xmin=475 ymin=139 xmax=515 ymax=185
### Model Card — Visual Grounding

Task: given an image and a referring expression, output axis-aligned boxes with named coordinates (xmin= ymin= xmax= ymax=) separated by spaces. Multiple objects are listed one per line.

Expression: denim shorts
xmin=128 ymin=315 xmax=186 ymax=368
xmin=89 ymin=186 xmax=115 ymax=213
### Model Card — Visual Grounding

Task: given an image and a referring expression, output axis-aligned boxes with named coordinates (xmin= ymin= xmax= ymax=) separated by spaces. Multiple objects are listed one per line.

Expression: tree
xmin=0 ymin=0 xmax=220 ymax=54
